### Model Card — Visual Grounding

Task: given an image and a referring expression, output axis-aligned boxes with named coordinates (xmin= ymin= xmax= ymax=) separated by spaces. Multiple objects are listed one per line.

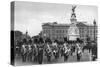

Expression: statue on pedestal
xmin=68 ymin=5 xmax=79 ymax=41
xmin=71 ymin=5 xmax=77 ymax=18
xmin=72 ymin=5 xmax=76 ymax=13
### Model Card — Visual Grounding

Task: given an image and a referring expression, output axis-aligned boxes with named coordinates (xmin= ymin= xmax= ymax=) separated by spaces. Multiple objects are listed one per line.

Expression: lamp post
xmin=93 ymin=19 xmax=96 ymax=41
xmin=25 ymin=30 xmax=28 ymax=44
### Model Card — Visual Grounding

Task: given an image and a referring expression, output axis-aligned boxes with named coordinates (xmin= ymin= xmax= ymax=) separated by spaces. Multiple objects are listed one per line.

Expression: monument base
xmin=68 ymin=35 xmax=79 ymax=41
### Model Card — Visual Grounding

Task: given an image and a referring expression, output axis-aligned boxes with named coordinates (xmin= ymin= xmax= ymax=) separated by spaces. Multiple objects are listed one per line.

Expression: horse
xmin=82 ymin=42 xmax=92 ymax=53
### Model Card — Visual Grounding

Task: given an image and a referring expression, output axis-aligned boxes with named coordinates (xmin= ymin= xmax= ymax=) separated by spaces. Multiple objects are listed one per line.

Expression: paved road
xmin=15 ymin=50 xmax=91 ymax=66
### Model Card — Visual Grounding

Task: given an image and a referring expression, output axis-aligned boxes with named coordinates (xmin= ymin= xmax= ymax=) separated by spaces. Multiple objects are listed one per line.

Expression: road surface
xmin=15 ymin=50 xmax=91 ymax=66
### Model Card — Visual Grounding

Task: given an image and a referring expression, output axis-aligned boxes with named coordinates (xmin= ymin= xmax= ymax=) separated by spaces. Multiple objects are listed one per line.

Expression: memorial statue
xmin=72 ymin=5 xmax=76 ymax=13
xmin=68 ymin=5 xmax=79 ymax=41
xmin=71 ymin=5 xmax=77 ymax=18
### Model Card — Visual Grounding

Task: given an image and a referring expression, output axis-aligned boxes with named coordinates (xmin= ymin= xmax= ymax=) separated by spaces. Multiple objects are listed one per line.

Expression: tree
xmin=14 ymin=30 xmax=23 ymax=46
xmin=14 ymin=31 xmax=23 ymax=37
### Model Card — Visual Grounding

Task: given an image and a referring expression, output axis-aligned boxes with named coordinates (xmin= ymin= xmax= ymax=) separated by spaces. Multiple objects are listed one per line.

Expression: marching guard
xmin=33 ymin=39 xmax=38 ymax=62
xmin=76 ymin=41 xmax=82 ymax=61
xmin=27 ymin=43 xmax=33 ymax=62
xmin=21 ymin=42 xmax=27 ymax=62
xmin=63 ymin=41 xmax=70 ymax=61
xmin=37 ymin=37 xmax=44 ymax=64
xmin=52 ymin=40 xmax=59 ymax=59
xmin=45 ymin=42 xmax=52 ymax=62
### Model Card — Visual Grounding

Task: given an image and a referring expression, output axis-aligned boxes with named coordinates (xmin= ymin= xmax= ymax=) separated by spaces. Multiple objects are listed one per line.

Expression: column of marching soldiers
xmin=15 ymin=37 xmax=97 ymax=64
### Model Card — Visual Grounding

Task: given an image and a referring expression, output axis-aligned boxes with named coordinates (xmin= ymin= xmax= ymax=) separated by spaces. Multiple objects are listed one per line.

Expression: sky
xmin=14 ymin=1 xmax=98 ymax=37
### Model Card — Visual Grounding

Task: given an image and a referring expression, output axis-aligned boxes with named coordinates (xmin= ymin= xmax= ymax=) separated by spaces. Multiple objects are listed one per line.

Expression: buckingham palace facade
xmin=41 ymin=21 xmax=97 ymax=42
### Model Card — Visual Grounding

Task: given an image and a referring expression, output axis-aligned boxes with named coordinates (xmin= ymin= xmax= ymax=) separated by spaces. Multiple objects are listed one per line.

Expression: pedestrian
xmin=76 ymin=42 xmax=82 ymax=61
xmin=91 ymin=41 xmax=97 ymax=61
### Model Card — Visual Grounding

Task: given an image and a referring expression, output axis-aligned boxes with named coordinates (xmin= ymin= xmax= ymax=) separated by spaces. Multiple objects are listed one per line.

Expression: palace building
xmin=41 ymin=6 xmax=97 ymax=42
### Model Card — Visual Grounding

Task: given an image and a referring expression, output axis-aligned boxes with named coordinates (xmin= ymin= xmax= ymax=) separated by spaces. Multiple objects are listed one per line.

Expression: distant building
xmin=42 ymin=22 xmax=97 ymax=41
xmin=42 ymin=22 xmax=69 ymax=41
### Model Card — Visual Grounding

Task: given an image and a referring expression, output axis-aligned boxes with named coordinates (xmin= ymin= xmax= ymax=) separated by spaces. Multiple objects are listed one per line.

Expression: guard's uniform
xmin=27 ymin=45 xmax=32 ymax=61
xmin=37 ymin=37 xmax=44 ymax=64
xmin=37 ymin=44 xmax=44 ymax=64
xmin=63 ymin=43 xmax=70 ymax=61
xmin=33 ymin=44 xmax=38 ymax=62
xmin=21 ymin=45 xmax=27 ymax=62
xmin=45 ymin=44 xmax=52 ymax=62
xmin=76 ymin=43 xmax=82 ymax=61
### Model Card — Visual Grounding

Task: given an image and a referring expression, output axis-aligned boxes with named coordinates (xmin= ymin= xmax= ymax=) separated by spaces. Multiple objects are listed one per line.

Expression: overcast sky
xmin=14 ymin=1 xmax=98 ymax=36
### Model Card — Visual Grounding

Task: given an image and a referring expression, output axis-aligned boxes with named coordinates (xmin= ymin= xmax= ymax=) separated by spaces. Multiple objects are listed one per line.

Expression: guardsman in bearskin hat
xmin=32 ymin=38 xmax=38 ymax=62
xmin=52 ymin=40 xmax=58 ymax=49
xmin=37 ymin=37 xmax=44 ymax=64
xmin=63 ymin=40 xmax=70 ymax=61
xmin=21 ymin=40 xmax=27 ymax=62
xmin=44 ymin=39 xmax=52 ymax=62
xmin=76 ymin=40 xmax=82 ymax=61
xmin=52 ymin=40 xmax=59 ymax=59
xmin=27 ymin=39 xmax=33 ymax=62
